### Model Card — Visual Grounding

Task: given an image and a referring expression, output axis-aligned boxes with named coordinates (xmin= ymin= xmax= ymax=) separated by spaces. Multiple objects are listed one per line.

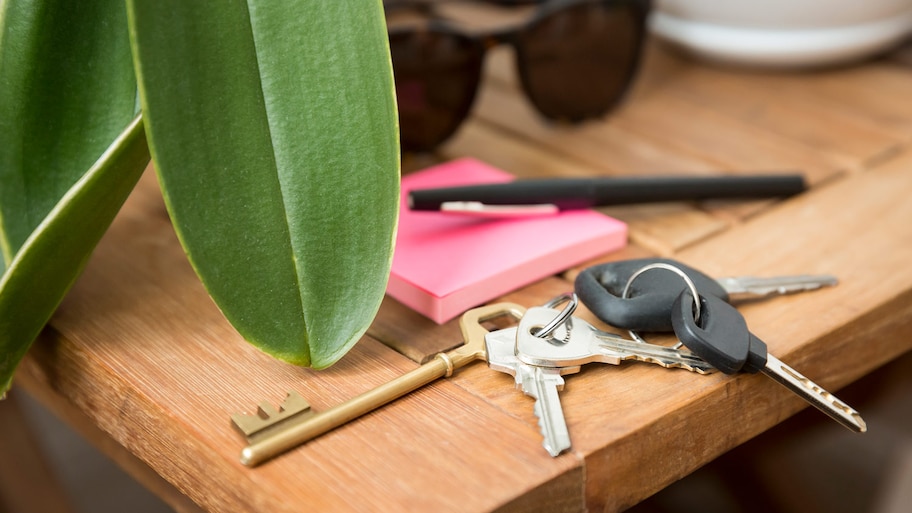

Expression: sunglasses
xmin=386 ymin=0 xmax=652 ymax=152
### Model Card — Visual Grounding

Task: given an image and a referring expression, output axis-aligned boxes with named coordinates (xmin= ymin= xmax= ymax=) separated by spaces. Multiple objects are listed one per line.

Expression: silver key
xmin=576 ymin=258 xmax=839 ymax=332
xmin=671 ymin=292 xmax=866 ymax=433
xmin=514 ymin=306 xmax=716 ymax=374
xmin=486 ymin=327 xmax=575 ymax=457
xmin=717 ymin=274 xmax=838 ymax=301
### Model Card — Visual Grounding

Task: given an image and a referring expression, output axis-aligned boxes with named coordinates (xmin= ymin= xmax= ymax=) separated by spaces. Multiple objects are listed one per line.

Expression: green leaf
xmin=0 ymin=0 xmax=146 ymax=395
xmin=127 ymin=1 xmax=399 ymax=367
xmin=0 ymin=0 xmax=138 ymax=267
xmin=0 ymin=115 xmax=150 ymax=395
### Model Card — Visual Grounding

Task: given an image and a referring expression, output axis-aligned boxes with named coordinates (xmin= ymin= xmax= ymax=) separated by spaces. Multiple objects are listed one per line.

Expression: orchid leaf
xmin=127 ymin=1 xmax=399 ymax=367
xmin=0 ymin=0 xmax=138 ymax=265
xmin=0 ymin=116 xmax=150 ymax=394
xmin=0 ymin=0 xmax=145 ymax=395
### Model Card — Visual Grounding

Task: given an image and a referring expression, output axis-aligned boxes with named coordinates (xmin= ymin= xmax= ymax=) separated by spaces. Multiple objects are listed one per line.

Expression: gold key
xmin=232 ymin=302 xmax=525 ymax=467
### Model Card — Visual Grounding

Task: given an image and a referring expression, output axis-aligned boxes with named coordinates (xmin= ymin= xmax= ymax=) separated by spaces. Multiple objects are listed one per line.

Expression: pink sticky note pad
xmin=388 ymin=158 xmax=628 ymax=323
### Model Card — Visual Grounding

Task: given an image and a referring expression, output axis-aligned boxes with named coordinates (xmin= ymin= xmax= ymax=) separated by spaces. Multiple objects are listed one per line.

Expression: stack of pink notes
xmin=387 ymin=158 xmax=628 ymax=323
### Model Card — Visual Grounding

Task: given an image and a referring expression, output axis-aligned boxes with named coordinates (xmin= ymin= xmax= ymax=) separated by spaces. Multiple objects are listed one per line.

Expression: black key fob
xmin=575 ymin=258 xmax=729 ymax=332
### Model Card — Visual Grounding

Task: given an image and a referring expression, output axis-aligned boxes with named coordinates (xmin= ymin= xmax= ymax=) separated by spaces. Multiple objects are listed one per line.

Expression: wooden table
xmin=8 ymin=39 xmax=912 ymax=513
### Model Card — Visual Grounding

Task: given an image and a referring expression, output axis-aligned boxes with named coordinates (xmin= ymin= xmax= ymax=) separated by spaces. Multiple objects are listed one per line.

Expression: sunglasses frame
xmin=387 ymin=0 xmax=653 ymax=151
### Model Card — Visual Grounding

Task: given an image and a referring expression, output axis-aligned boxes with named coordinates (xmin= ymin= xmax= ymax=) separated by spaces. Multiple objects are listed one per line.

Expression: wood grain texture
xmin=17 ymin=174 xmax=581 ymax=513
xmin=11 ymin=375 xmax=205 ymax=513
xmin=10 ymin=41 xmax=912 ymax=513
xmin=581 ymin=153 xmax=912 ymax=511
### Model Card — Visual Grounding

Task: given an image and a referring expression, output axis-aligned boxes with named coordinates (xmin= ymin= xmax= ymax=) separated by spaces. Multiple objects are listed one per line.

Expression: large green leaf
xmin=0 ymin=0 xmax=138 ymax=267
xmin=0 ymin=0 xmax=146 ymax=395
xmin=127 ymin=1 xmax=399 ymax=367
xmin=0 ymin=115 xmax=150 ymax=394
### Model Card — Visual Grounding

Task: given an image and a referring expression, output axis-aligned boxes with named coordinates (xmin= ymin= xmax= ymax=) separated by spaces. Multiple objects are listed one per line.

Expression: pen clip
xmin=439 ymin=201 xmax=560 ymax=218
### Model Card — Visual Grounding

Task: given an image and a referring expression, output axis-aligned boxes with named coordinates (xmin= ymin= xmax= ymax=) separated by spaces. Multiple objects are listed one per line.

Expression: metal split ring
xmin=534 ymin=292 xmax=578 ymax=339
xmin=621 ymin=262 xmax=701 ymax=347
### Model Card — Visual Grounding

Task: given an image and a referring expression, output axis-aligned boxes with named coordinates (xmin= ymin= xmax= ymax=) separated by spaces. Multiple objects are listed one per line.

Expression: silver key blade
xmin=762 ymin=354 xmax=867 ymax=433
xmin=515 ymin=306 xmax=715 ymax=374
xmin=717 ymin=274 xmax=838 ymax=301
xmin=486 ymin=327 xmax=576 ymax=457
xmin=591 ymin=334 xmax=716 ymax=374
xmin=519 ymin=365 xmax=571 ymax=457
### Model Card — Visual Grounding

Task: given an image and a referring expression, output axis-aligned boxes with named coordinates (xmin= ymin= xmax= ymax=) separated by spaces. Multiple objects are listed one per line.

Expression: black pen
xmin=408 ymin=174 xmax=807 ymax=216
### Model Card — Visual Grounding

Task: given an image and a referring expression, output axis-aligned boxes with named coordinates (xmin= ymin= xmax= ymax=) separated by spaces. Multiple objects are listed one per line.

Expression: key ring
xmin=534 ymin=292 xmax=578 ymax=339
xmin=622 ymin=263 xmax=701 ymax=347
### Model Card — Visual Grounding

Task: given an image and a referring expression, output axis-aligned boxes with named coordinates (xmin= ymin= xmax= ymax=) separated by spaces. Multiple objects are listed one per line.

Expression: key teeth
xmin=659 ymin=359 xmax=716 ymax=375
xmin=529 ymin=378 xmax=571 ymax=457
xmin=722 ymin=274 xmax=839 ymax=299
xmin=619 ymin=353 xmax=717 ymax=375
xmin=232 ymin=391 xmax=313 ymax=438
xmin=533 ymin=402 xmax=563 ymax=457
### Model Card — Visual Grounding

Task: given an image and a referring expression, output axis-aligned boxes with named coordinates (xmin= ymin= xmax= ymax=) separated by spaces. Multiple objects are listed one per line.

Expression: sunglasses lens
xmin=517 ymin=2 xmax=645 ymax=121
xmin=389 ymin=30 xmax=484 ymax=152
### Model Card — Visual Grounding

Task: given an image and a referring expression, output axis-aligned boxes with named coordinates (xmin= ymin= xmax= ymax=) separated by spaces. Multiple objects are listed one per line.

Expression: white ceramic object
xmin=650 ymin=0 xmax=912 ymax=67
